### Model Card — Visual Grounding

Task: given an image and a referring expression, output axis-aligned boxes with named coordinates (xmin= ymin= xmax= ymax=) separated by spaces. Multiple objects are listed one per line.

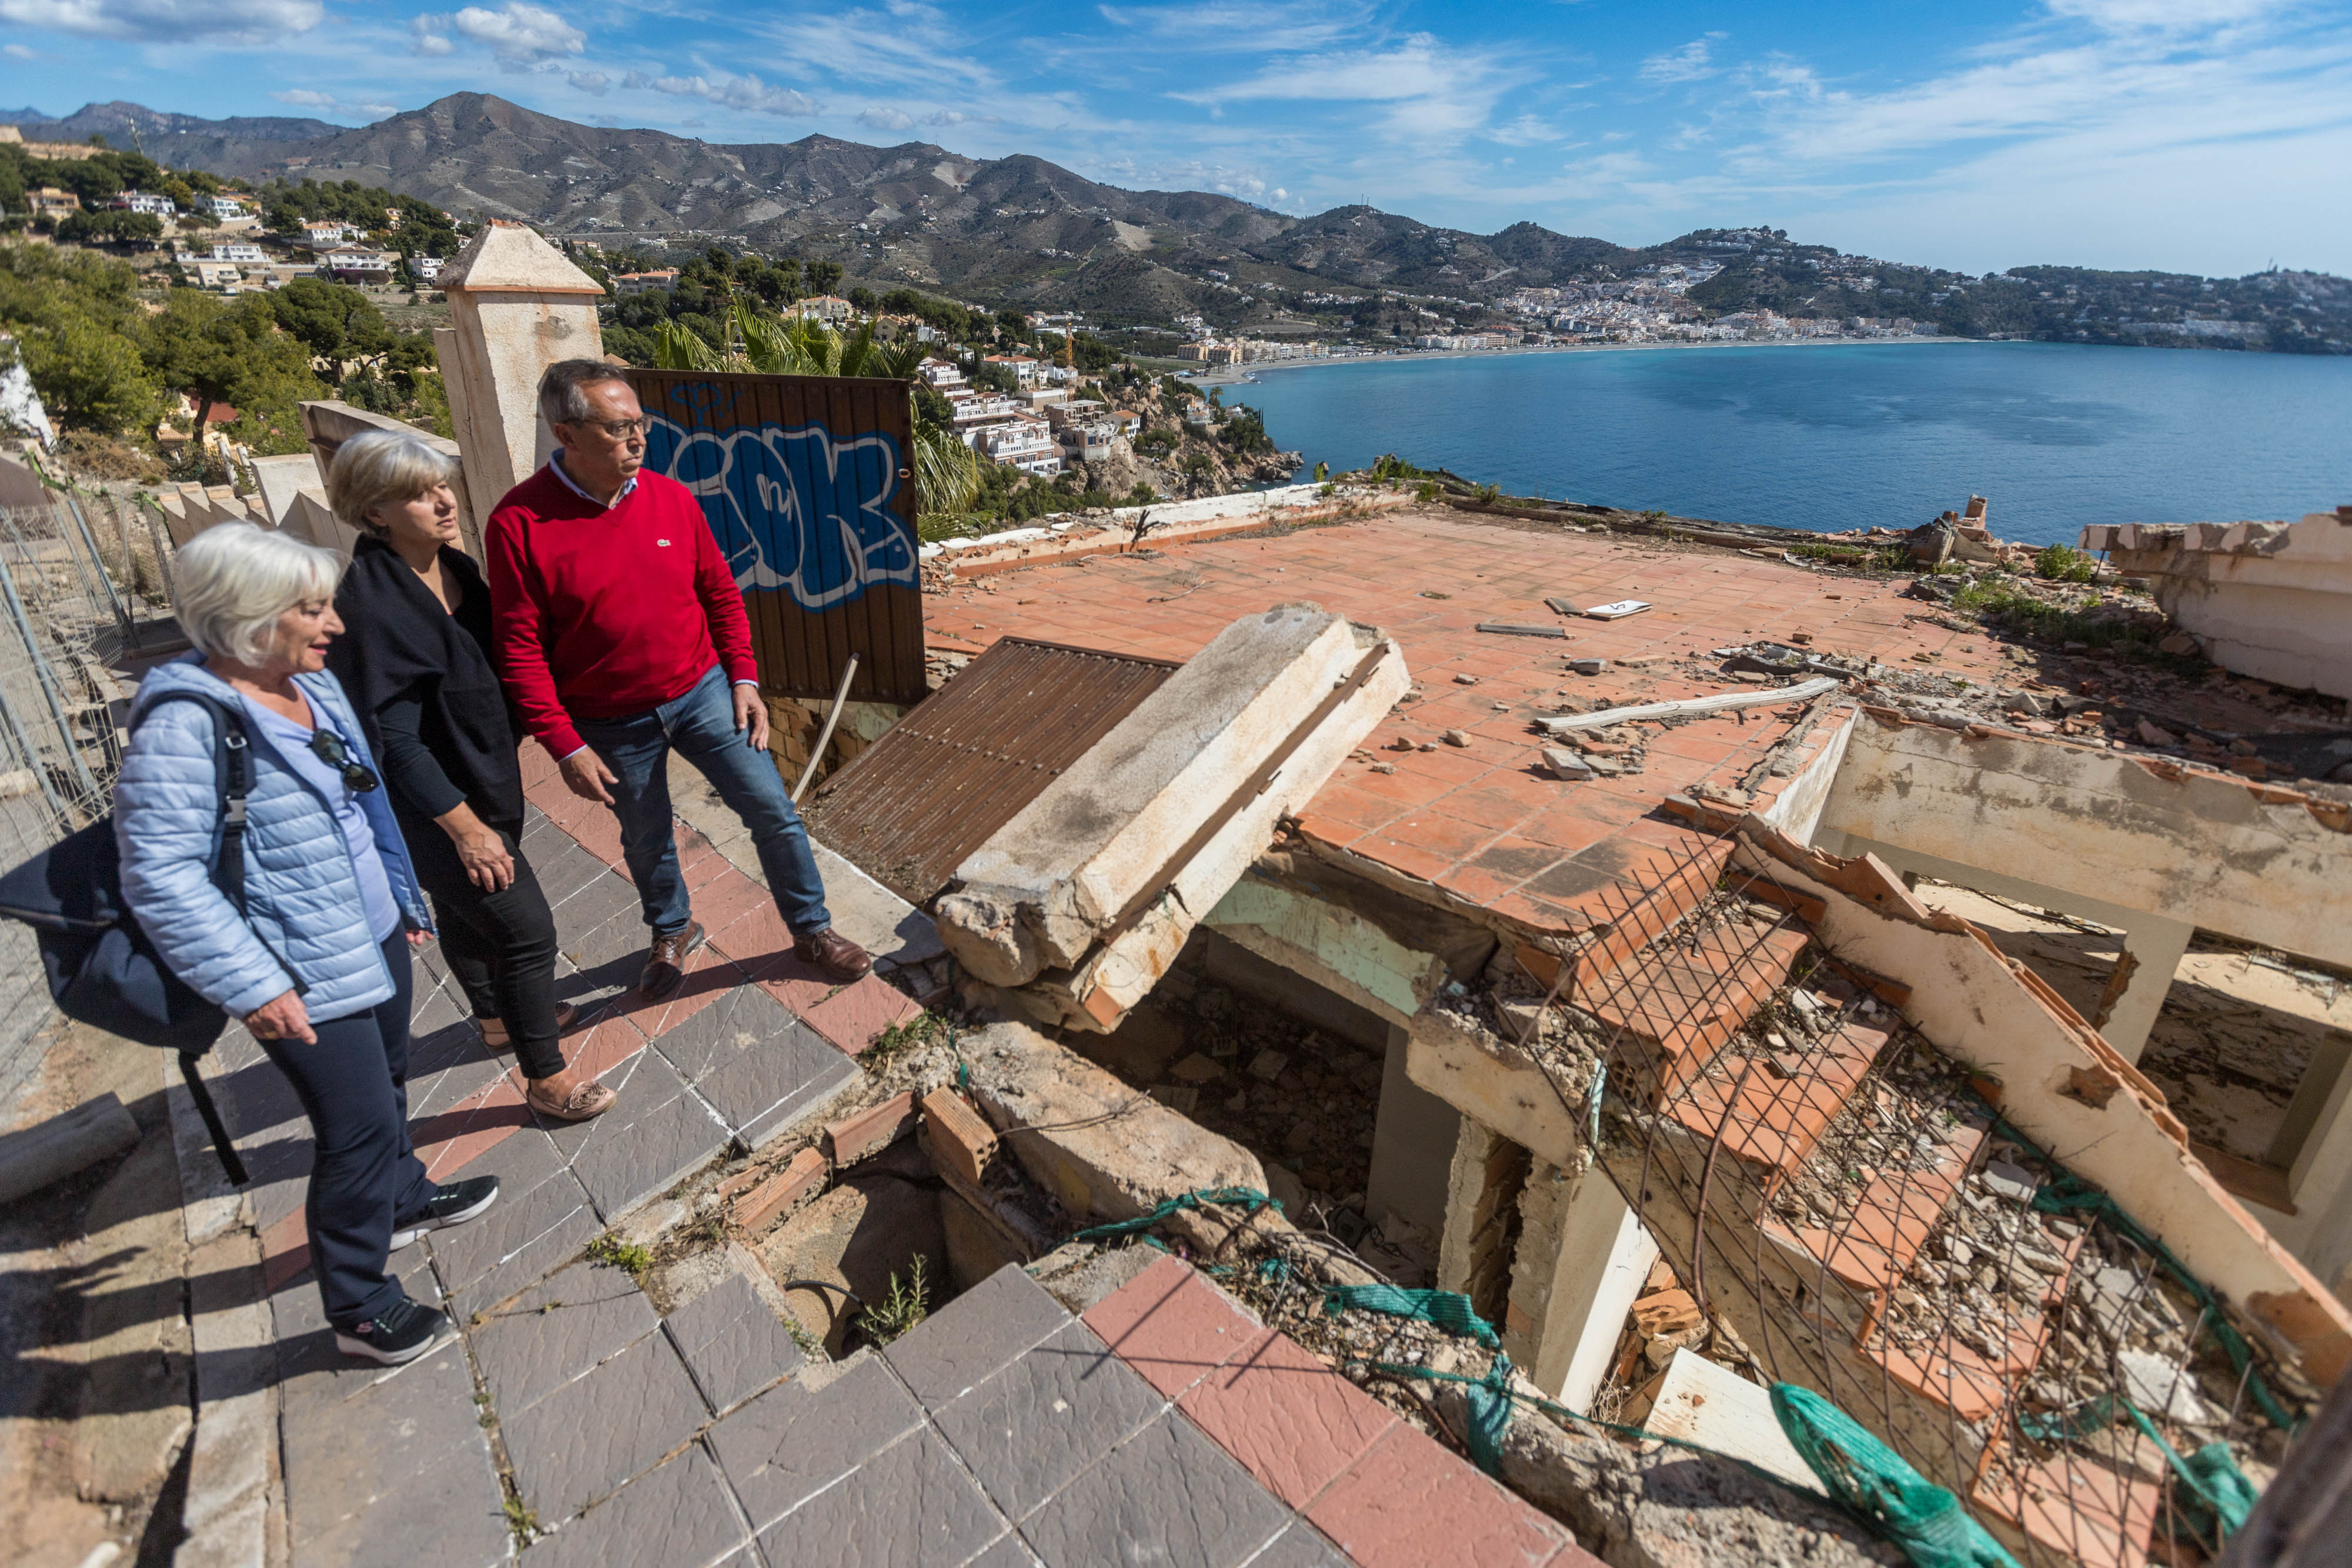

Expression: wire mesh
xmin=1475 ymin=828 xmax=2314 ymax=1567
xmin=0 ymin=493 xmax=179 ymax=1101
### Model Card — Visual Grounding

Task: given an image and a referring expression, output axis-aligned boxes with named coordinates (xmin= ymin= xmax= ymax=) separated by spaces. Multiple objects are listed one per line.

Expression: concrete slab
xmin=564 ymin=1057 xmax=731 ymax=1220
xmin=280 ymin=1336 xmax=492 ymax=1554
xmin=472 ymin=1263 xmax=658 ymax=1417
xmin=500 ymin=1328 xmax=709 ymax=1523
xmin=756 ymin=1429 xmax=1005 ymax=1568
xmin=1080 ymin=1252 xmax=1260 ymax=1399
xmin=520 ymin=1442 xmax=748 ymax=1568
xmin=1018 ymin=1409 xmax=1289 ymax=1568
xmin=934 ymin=1319 xmax=1166 ymax=1519
xmin=884 ymin=1262 xmax=1073 ymax=1409
xmin=433 ymin=1166 xmax=595 ymax=1299
xmin=1177 ymin=1325 xmax=1398 ymax=1509
xmin=707 ymin=1353 xmax=925 ymax=1531
xmin=663 ymin=1270 xmax=805 ymax=1416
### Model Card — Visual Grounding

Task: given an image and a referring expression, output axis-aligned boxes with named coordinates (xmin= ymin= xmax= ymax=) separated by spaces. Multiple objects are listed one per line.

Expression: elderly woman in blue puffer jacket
xmin=117 ymin=522 xmax=503 ymax=1366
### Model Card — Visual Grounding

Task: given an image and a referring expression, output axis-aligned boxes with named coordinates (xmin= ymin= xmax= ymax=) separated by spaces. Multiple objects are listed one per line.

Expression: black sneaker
xmin=334 ymin=1296 xmax=451 ymax=1365
xmin=390 ymin=1175 xmax=500 ymax=1251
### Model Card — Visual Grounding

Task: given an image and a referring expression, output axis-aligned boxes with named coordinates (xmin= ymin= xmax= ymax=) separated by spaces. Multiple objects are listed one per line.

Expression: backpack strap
xmin=132 ymin=691 xmax=262 ymax=1185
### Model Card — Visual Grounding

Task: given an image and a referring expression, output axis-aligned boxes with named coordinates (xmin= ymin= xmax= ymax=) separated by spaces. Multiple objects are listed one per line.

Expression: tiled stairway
xmin=1558 ymin=854 xmax=2144 ymax=1568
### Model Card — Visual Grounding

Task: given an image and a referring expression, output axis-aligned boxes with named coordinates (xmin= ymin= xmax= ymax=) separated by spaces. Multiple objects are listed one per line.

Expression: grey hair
xmin=538 ymin=358 xmax=633 ymax=426
xmin=173 ymin=522 xmax=344 ymax=666
xmin=326 ymin=430 xmax=460 ymax=536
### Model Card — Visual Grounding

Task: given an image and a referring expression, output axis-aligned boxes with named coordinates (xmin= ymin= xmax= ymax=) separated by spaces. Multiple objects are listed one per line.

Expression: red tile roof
xmin=927 ymin=507 xmax=2014 ymax=939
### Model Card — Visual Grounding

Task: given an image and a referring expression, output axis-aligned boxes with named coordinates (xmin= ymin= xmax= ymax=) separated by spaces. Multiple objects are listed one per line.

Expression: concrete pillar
xmin=1503 ymin=1162 xmax=1659 ymax=1413
xmin=1365 ymin=1022 xmax=1461 ymax=1245
xmin=2090 ymin=913 xmax=2195 ymax=1065
xmin=1436 ymin=1120 xmax=1527 ymax=1324
xmin=432 ymin=223 xmax=605 ymax=535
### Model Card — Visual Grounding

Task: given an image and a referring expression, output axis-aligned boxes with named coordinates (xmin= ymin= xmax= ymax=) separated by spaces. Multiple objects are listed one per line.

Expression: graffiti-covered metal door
xmin=627 ymin=369 xmax=926 ymax=704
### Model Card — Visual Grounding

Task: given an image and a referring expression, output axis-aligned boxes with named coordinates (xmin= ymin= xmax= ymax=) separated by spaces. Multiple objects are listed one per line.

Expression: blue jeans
xmin=574 ymin=666 xmax=831 ymax=938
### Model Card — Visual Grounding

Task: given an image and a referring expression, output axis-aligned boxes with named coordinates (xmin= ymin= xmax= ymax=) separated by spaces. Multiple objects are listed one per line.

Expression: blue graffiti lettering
xmin=642 ymin=415 xmax=916 ymax=612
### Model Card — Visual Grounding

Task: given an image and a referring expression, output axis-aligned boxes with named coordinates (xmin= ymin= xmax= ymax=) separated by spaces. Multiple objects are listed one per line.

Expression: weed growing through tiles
xmin=584 ymin=1232 xmax=653 ymax=1275
xmin=854 ymin=1255 xmax=931 ymax=1345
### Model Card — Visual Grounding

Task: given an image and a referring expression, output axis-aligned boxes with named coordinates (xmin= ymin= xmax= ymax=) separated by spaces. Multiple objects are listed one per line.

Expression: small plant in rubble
xmin=854 ymin=1255 xmax=931 ymax=1345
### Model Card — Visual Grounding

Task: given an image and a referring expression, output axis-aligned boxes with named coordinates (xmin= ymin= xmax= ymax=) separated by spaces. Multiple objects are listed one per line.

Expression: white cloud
xmin=1095 ymin=1 xmax=1368 ymax=55
xmin=1641 ymin=34 xmax=1724 ymax=85
xmin=927 ymin=108 xmax=999 ymax=126
xmin=858 ymin=106 xmax=915 ymax=131
xmin=0 ymin=0 xmax=319 ymax=42
xmin=2 ymin=41 xmax=33 ymax=56
xmin=2043 ymin=0 xmax=2284 ymax=32
xmin=272 ymin=89 xmax=397 ymax=118
xmin=569 ymin=71 xmax=610 ymax=95
xmin=1177 ymin=35 xmax=1526 ymax=143
xmin=410 ymin=18 xmax=453 ymax=55
xmin=449 ymin=2 xmax=584 ymax=66
xmin=753 ymin=3 xmax=994 ymax=92
xmin=645 ymin=70 xmax=817 ymax=117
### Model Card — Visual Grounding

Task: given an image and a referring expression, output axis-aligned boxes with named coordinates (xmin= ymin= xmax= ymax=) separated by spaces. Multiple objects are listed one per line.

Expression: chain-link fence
xmin=0 ymin=488 xmax=182 ymax=1102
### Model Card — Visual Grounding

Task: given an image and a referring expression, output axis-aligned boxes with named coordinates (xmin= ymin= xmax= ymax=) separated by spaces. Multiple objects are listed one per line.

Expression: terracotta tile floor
xmin=931 ymin=508 xmax=2012 ymax=937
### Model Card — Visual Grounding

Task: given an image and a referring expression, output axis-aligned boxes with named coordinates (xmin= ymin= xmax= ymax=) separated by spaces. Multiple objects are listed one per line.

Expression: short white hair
xmin=326 ymin=430 xmax=460 ymax=536
xmin=174 ymin=523 xmax=344 ymax=665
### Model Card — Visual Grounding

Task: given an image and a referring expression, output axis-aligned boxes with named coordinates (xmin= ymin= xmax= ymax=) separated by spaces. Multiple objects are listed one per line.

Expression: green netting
xmin=1321 ymin=1285 xmax=1502 ymax=1348
xmin=1772 ymin=1385 xmax=2022 ymax=1568
xmin=2120 ymin=1402 xmax=2259 ymax=1552
xmin=1060 ymin=1186 xmax=1282 ymax=1251
xmin=2014 ymin=1156 xmax=2293 ymax=1432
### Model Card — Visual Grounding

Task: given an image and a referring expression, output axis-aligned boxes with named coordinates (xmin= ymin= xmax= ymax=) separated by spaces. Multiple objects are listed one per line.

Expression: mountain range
xmin=7 ymin=93 xmax=2344 ymax=351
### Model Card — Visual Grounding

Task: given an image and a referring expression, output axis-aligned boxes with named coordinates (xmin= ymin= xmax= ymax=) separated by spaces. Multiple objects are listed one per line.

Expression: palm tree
xmin=654 ymin=303 xmax=978 ymax=537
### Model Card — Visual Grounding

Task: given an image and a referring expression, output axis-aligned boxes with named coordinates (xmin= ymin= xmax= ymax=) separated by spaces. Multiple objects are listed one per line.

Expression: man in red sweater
xmin=487 ymin=360 xmax=870 ymax=998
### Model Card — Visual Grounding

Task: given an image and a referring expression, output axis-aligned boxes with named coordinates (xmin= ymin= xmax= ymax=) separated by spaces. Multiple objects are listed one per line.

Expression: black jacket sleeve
xmin=377 ymin=684 xmax=467 ymax=822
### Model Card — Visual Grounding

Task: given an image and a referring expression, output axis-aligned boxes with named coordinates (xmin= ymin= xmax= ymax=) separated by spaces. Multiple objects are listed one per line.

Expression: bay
xmin=1232 ymin=341 xmax=2352 ymax=547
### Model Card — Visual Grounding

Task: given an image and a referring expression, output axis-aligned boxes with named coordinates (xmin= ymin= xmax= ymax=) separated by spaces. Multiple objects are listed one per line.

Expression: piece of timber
xmin=1536 ymin=677 xmax=1842 ymax=733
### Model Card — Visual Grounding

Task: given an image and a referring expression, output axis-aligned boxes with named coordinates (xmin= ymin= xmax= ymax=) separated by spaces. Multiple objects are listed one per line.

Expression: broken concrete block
xmin=1569 ymin=657 xmax=1606 ymax=676
xmin=1246 ymin=1049 xmax=1289 ymax=1082
xmin=2116 ymin=1348 xmax=2219 ymax=1425
xmin=963 ymin=1022 xmax=1267 ymax=1225
xmin=1540 ymin=747 xmax=1593 ymax=781
xmin=1980 ymin=1159 xmax=2039 ymax=1205
xmin=938 ymin=606 xmax=1407 ymax=987
xmin=1169 ymin=1053 xmax=1226 ymax=1084
xmin=1442 ymin=728 xmax=1471 ymax=747
xmin=1635 ymin=1349 xmax=1825 ymax=1496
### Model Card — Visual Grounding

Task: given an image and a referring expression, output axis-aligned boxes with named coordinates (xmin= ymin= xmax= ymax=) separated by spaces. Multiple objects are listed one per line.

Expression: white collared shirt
xmin=547 ymin=449 xmax=639 ymax=510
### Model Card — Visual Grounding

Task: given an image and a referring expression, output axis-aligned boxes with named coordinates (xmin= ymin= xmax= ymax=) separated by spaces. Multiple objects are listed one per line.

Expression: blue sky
xmin=5 ymin=0 xmax=2350 ymax=276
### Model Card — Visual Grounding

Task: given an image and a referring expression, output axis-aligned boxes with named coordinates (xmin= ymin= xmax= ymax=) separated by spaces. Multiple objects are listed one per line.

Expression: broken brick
xmin=731 ymin=1146 xmax=828 ymax=1234
xmin=822 ymin=1090 xmax=918 ymax=1165
xmin=920 ymin=1087 xmax=998 ymax=1188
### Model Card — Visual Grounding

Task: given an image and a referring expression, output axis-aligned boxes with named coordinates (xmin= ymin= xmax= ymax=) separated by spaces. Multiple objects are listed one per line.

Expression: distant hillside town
xmin=2 ymin=95 xmax=2344 ymax=357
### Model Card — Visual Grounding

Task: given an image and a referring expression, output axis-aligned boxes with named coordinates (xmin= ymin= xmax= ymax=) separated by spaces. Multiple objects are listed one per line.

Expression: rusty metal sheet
xmin=802 ymin=637 xmax=1180 ymax=905
xmin=627 ymin=368 xmax=926 ymax=704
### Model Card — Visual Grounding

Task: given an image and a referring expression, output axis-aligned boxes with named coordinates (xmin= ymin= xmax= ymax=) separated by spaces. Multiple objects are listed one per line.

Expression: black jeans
xmin=399 ymin=811 xmax=565 ymax=1081
xmin=258 ymin=930 xmax=435 ymax=1329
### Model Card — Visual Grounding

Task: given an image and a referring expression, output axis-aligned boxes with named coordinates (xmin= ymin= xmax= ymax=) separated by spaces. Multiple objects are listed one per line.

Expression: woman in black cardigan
xmin=326 ymin=432 xmax=614 ymax=1122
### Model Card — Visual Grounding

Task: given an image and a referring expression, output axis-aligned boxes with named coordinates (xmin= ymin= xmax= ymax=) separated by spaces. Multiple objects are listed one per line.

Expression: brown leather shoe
xmin=793 ymin=927 xmax=871 ymax=982
xmin=640 ymin=921 xmax=706 ymax=1001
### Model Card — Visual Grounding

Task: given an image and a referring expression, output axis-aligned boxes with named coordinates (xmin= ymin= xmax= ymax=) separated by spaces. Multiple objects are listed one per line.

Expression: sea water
xmin=1234 ymin=341 xmax=2352 ymax=546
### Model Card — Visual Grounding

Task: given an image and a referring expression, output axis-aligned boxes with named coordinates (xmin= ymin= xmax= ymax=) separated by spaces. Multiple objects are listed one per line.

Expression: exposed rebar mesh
xmin=1481 ymin=835 xmax=2313 ymax=1568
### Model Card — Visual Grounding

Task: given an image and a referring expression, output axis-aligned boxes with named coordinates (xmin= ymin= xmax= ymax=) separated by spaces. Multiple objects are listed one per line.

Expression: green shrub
xmin=2035 ymin=543 xmax=2097 ymax=583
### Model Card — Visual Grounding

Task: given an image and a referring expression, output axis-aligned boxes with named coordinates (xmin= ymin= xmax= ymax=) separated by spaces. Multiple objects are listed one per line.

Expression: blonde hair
xmin=174 ymin=523 xmax=343 ymax=664
xmin=326 ymin=429 xmax=460 ymax=537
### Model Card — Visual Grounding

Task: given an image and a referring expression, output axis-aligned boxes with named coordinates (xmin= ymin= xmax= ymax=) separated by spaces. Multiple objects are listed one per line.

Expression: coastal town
xmin=1 ymin=85 xmax=2350 ymax=1568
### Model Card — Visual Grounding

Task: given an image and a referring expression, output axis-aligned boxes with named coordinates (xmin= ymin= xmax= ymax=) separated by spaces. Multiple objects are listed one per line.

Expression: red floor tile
xmin=1085 ymin=1254 xmax=1261 ymax=1398
xmin=1177 ymin=1328 xmax=1398 ymax=1508
xmin=801 ymin=973 xmax=924 ymax=1057
xmin=1307 ymin=1421 xmax=1573 ymax=1568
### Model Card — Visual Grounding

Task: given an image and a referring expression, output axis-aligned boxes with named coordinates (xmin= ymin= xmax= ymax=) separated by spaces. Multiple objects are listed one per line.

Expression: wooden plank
xmin=1536 ymin=677 xmax=1842 ymax=733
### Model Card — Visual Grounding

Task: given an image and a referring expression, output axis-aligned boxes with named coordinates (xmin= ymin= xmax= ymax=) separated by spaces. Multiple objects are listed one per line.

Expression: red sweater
xmin=486 ymin=465 xmax=759 ymax=758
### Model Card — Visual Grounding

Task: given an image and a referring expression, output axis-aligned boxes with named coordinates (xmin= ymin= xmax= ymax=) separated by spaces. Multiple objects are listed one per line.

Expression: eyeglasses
xmin=572 ymin=416 xmax=649 ymax=440
xmin=309 ymin=729 xmax=380 ymax=794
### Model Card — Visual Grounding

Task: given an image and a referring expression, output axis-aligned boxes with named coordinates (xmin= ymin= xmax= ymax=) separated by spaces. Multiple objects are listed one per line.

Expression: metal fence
xmin=0 ymin=488 xmax=182 ymax=1103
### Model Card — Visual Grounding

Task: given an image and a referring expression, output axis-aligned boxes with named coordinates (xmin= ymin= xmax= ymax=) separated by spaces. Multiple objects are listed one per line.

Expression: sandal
xmin=526 ymin=1078 xmax=616 ymax=1122
xmin=477 ymin=1002 xmax=580 ymax=1048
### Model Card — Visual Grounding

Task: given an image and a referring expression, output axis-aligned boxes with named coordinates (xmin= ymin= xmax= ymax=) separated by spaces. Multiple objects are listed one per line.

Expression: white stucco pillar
xmin=1504 ymin=1161 xmax=1659 ymax=1412
xmin=432 ymin=223 xmax=606 ymax=534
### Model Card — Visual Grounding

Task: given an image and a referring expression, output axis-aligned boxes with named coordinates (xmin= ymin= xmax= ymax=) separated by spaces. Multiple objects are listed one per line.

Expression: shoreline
xmin=1182 ymin=334 xmax=1979 ymax=387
